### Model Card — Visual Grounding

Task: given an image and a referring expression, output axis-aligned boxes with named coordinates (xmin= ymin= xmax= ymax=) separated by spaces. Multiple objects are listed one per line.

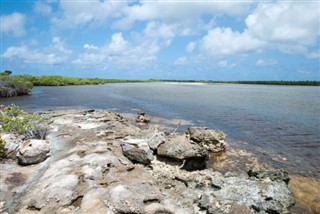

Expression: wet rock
xmin=157 ymin=134 xmax=208 ymax=170
xmin=187 ymin=127 xmax=227 ymax=153
xmin=121 ymin=142 xmax=154 ymax=164
xmin=147 ymin=131 xmax=166 ymax=150
xmin=16 ymin=139 xmax=50 ymax=165
xmin=136 ymin=113 xmax=151 ymax=124
xmin=248 ymin=168 xmax=290 ymax=184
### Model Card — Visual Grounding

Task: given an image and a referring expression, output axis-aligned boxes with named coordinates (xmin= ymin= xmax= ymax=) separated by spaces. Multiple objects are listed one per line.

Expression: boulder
xmin=121 ymin=143 xmax=154 ymax=165
xmin=187 ymin=127 xmax=227 ymax=153
xmin=147 ymin=131 xmax=166 ymax=150
xmin=157 ymin=134 xmax=209 ymax=170
xmin=17 ymin=139 xmax=50 ymax=165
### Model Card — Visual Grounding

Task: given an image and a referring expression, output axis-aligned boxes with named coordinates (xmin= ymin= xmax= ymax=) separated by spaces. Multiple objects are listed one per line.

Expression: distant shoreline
xmin=1 ymin=71 xmax=320 ymax=99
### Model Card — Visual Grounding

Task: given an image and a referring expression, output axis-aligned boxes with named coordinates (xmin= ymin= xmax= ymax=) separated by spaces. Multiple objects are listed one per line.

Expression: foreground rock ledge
xmin=0 ymin=109 xmax=295 ymax=214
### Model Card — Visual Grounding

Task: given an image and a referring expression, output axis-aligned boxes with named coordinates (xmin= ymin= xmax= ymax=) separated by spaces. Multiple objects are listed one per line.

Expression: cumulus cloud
xmin=193 ymin=1 xmax=319 ymax=58
xmin=0 ymin=12 xmax=25 ymax=37
xmin=84 ymin=44 xmax=98 ymax=50
xmin=52 ymin=0 xmax=126 ymax=28
xmin=113 ymin=1 xmax=252 ymax=29
xmin=200 ymin=27 xmax=266 ymax=55
xmin=1 ymin=37 xmax=72 ymax=65
xmin=74 ymin=20 xmax=184 ymax=69
xmin=33 ymin=1 xmax=52 ymax=15
xmin=186 ymin=42 xmax=196 ymax=53
xmin=256 ymin=59 xmax=277 ymax=66
xmin=246 ymin=2 xmax=319 ymax=46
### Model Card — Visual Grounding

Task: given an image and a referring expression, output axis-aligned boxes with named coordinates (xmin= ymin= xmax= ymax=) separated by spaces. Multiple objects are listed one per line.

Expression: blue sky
xmin=1 ymin=0 xmax=319 ymax=80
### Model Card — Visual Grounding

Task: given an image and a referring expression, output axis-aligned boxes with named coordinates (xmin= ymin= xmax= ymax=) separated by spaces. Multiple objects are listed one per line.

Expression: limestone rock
xmin=147 ymin=131 xmax=166 ymax=150
xmin=157 ymin=134 xmax=208 ymax=170
xmin=17 ymin=139 xmax=50 ymax=165
xmin=187 ymin=127 xmax=227 ymax=153
xmin=105 ymin=181 xmax=162 ymax=213
xmin=199 ymin=176 xmax=295 ymax=214
xmin=121 ymin=142 xmax=154 ymax=164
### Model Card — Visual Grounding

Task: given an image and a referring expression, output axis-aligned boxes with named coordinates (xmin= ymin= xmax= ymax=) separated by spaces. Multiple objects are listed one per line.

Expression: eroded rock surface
xmin=187 ymin=127 xmax=227 ymax=153
xmin=0 ymin=109 xmax=296 ymax=214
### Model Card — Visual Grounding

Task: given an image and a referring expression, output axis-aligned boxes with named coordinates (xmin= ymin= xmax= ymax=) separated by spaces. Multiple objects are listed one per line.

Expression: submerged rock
xmin=248 ymin=167 xmax=290 ymax=184
xmin=187 ymin=127 xmax=227 ymax=153
xmin=16 ymin=139 xmax=50 ymax=165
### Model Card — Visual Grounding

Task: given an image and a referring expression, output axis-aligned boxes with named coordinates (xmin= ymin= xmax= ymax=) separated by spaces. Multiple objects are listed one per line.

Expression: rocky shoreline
xmin=0 ymin=109 xmax=314 ymax=213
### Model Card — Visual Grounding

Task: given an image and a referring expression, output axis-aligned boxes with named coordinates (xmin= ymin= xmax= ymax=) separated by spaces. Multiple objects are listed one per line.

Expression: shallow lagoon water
xmin=1 ymin=83 xmax=319 ymax=177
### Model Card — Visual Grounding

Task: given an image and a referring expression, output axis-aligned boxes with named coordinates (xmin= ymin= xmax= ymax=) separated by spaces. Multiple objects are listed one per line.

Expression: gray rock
xmin=157 ymin=134 xmax=208 ymax=170
xmin=16 ymin=139 xmax=50 ymax=165
xmin=187 ymin=127 xmax=227 ymax=153
xmin=248 ymin=168 xmax=290 ymax=184
xmin=147 ymin=131 xmax=166 ymax=150
xmin=199 ymin=176 xmax=295 ymax=214
xmin=121 ymin=143 xmax=154 ymax=164
xmin=105 ymin=181 xmax=162 ymax=213
xmin=1 ymin=133 xmax=23 ymax=158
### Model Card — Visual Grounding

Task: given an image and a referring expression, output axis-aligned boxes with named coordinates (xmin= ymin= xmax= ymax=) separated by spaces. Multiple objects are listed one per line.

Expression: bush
xmin=0 ymin=137 xmax=6 ymax=158
xmin=0 ymin=104 xmax=47 ymax=139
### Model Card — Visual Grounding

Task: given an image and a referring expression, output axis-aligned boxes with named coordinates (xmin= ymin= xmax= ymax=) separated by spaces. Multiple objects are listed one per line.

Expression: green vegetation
xmin=150 ymin=79 xmax=320 ymax=86
xmin=0 ymin=136 xmax=6 ymax=158
xmin=0 ymin=71 xmax=33 ymax=97
xmin=22 ymin=75 xmax=150 ymax=86
xmin=0 ymin=104 xmax=48 ymax=140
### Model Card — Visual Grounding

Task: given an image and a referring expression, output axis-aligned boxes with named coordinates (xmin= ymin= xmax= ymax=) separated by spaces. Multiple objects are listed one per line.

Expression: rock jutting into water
xmin=0 ymin=109 xmax=295 ymax=214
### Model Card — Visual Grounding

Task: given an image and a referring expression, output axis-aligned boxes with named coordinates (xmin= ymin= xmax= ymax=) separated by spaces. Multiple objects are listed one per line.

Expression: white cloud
xmin=174 ymin=57 xmax=188 ymax=65
xmin=74 ymin=32 xmax=157 ymax=68
xmin=186 ymin=42 xmax=196 ymax=53
xmin=113 ymin=1 xmax=252 ymax=29
xmin=108 ymin=33 xmax=129 ymax=54
xmin=245 ymin=2 xmax=320 ymax=55
xmin=33 ymin=1 xmax=52 ymax=15
xmin=200 ymin=27 xmax=266 ymax=55
xmin=84 ymin=44 xmax=98 ymax=50
xmin=193 ymin=2 xmax=319 ymax=58
xmin=52 ymin=0 xmax=126 ymax=28
xmin=256 ymin=59 xmax=277 ymax=66
xmin=0 ymin=12 xmax=25 ymax=37
xmin=1 ymin=37 xmax=72 ymax=65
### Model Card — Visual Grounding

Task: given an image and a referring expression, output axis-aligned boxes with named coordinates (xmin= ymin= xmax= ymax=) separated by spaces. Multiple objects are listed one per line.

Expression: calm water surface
xmin=1 ymin=83 xmax=319 ymax=177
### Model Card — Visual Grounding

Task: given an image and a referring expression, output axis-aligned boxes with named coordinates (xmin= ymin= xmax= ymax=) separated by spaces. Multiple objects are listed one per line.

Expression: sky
xmin=0 ymin=0 xmax=319 ymax=80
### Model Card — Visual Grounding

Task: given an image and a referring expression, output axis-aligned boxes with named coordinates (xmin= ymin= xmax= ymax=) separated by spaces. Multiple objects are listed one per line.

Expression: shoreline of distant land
xmin=1 ymin=71 xmax=319 ymax=98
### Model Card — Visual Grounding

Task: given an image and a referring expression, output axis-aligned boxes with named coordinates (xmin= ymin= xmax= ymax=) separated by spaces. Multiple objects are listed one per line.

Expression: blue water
xmin=1 ymin=83 xmax=319 ymax=177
